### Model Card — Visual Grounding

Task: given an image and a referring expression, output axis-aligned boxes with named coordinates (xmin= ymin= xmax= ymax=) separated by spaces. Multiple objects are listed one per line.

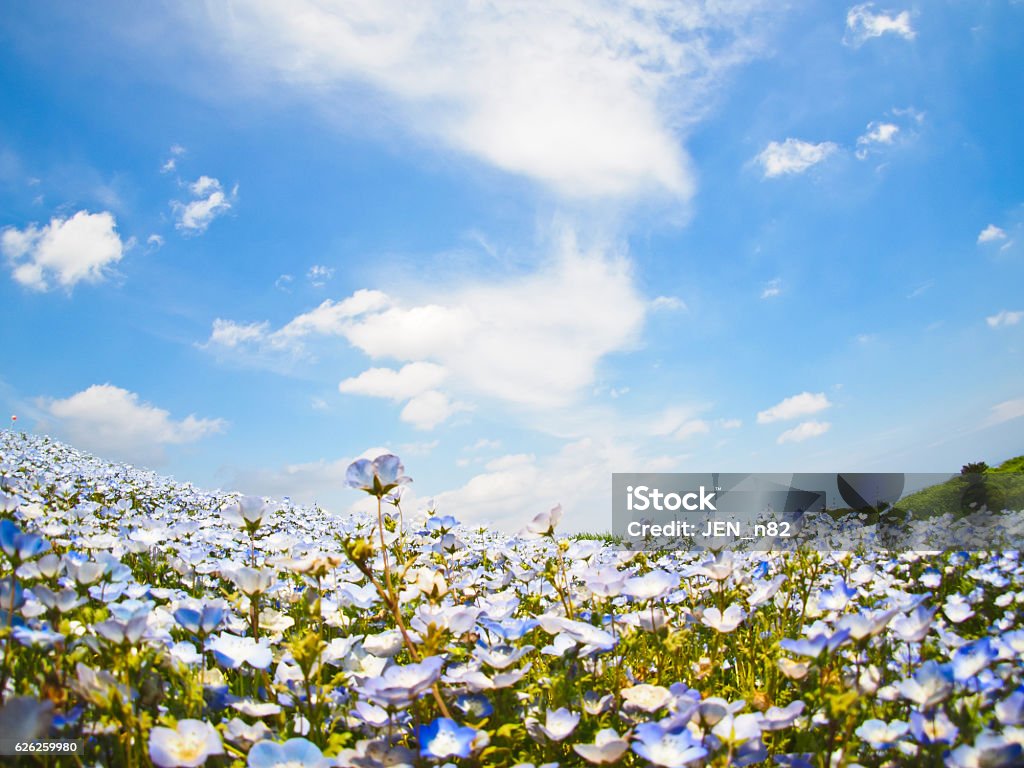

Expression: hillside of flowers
xmin=1 ymin=428 xmax=1023 ymax=768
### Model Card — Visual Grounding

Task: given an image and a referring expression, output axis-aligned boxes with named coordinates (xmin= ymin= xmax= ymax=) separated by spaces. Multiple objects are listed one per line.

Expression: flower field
xmin=1 ymin=429 xmax=1023 ymax=767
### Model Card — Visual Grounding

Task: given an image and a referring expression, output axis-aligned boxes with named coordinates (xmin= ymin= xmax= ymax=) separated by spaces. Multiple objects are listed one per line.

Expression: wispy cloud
xmin=757 ymin=392 xmax=831 ymax=423
xmin=777 ymin=419 xmax=831 ymax=444
xmin=756 ymin=139 xmax=838 ymax=178
xmin=191 ymin=0 xmax=775 ymax=201
xmin=985 ymin=398 xmax=1024 ymax=427
xmin=986 ymin=310 xmax=1023 ymax=328
xmin=761 ymin=277 xmax=782 ymax=299
xmin=844 ymin=4 xmax=915 ymax=47
xmin=173 ymin=175 xmax=237 ymax=233
xmin=978 ymin=224 xmax=1007 ymax=244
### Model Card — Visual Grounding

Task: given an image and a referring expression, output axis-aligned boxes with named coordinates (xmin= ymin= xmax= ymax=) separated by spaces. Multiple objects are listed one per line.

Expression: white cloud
xmin=191 ymin=0 xmax=775 ymax=200
xmin=756 ymin=139 xmax=838 ymax=178
xmin=855 ymin=121 xmax=899 ymax=159
xmin=339 ymin=362 xmax=448 ymax=400
xmin=986 ymin=310 xmax=1023 ymax=328
xmin=650 ymin=295 xmax=686 ymax=311
xmin=275 ymin=274 xmax=294 ymax=292
xmin=307 ymin=264 xmax=334 ymax=286
xmin=978 ymin=224 xmax=1007 ymax=244
xmin=146 ymin=234 xmax=165 ymax=251
xmin=777 ymin=420 xmax=831 ymax=444
xmin=986 ymin=398 xmax=1024 ymax=427
xmin=673 ymin=419 xmax=710 ymax=440
xmin=401 ymin=391 xmax=471 ymax=430
xmin=761 ymin=277 xmax=782 ymax=299
xmin=1 ymin=210 xmax=125 ymax=292
xmin=173 ymin=176 xmax=236 ymax=233
xmin=718 ymin=418 xmax=742 ymax=429
xmin=209 ymin=232 xmax=648 ymax=413
xmin=844 ymin=4 xmax=915 ymax=47
xmin=207 ymin=319 xmax=270 ymax=348
xmin=38 ymin=384 xmax=225 ymax=465
xmin=757 ymin=392 xmax=831 ymax=423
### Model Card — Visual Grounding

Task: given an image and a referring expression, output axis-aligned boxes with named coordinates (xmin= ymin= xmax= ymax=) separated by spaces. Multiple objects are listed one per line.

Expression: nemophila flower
xmin=523 ymin=504 xmax=563 ymax=537
xmin=357 ymin=655 xmax=444 ymax=708
xmin=207 ymin=632 xmax=274 ymax=670
xmin=231 ymin=700 xmax=283 ymax=718
xmin=951 ymin=637 xmax=998 ymax=683
xmin=170 ymin=641 xmax=203 ymax=666
xmin=779 ymin=627 xmax=851 ymax=659
xmin=418 ymin=717 xmax=487 ymax=759
xmin=944 ymin=594 xmax=975 ymax=624
xmin=693 ymin=551 xmax=735 ymax=581
xmin=997 ymin=691 xmax=1024 ymax=726
xmin=363 ymin=630 xmax=404 ymax=658
xmin=230 ymin=567 xmax=277 ymax=596
xmin=621 ymin=683 xmax=673 ymax=713
xmin=701 ymin=604 xmax=746 ymax=633
xmin=855 ymin=718 xmax=908 ymax=749
xmin=473 ymin=643 xmax=534 ymax=670
xmin=12 ymin=625 xmax=64 ymax=648
xmin=946 ymin=731 xmax=1023 ymax=768
xmin=149 ymin=719 xmax=224 ymax=768
xmin=573 ymin=728 xmax=629 ymax=764
xmin=174 ymin=602 xmax=227 ymax=636
xmin=0 ymin=518 xmax=50 ymax=563
xmin=0 ymin=696 xmax=54 ymax=742
xmin=747 ymin=575 xmax=787 ymax=607
xmin=454 ymin=693 xmax=494 ymax=719
xmin=584 ymin=566 xmax=627 ymax=598
xmin=760 ymin=700 xmax=805 ymax=731
xmin=223 ymin=495 xmax=269 ymax=531
xmin=817 ymin=579 xmax=856 ymax=612
xmin=622 ymin=569 xmax=678 ymax=601
xmin=94 ymin=614 xmax=148 ymax=645
xmin=223 ymin=718 xmax=272 ymax=749
xmin=539 ymin=707 xmax=580 ymax=741
xmin=890 ymin=604 xmax=936 ymax=642
xmin=351 ymin=700 xmax=391 ymax=728
xmin=712 ymin=713 xmax=762 ymax=744
xmin=346 ymin=454 xmax=410 ymax=499
xmin=537 ymin=615 xmax=616 ymax=653
xmin=247 ymin=738 xmax=333 ymax=768
xmin=909 ymin=710 xmax=958 ymax=745
xmin=425 ymin=514 xmax=459 ymax=533
xmin=631 ymin=722 xmax=707 ymax=767
xmin=696 ymin=697 xmax=745 ymax=728
xmin=897 ymin=660 xmax=954 ymax=710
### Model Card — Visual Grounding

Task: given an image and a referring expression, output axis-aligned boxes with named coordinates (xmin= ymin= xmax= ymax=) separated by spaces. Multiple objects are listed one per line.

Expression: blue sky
xmin=1 ymin=1 xmax=1022 ymax=531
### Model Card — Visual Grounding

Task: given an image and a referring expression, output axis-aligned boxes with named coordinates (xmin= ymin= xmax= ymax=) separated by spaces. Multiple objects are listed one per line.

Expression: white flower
xmin=701 ymin=604 xmax=746 ymax=633
xmin=621 ymin=684 xmax=673 ymax=713
xmin=539 ymin=707 xmax=580 ymax=741
xmin=207 ymin=633 xmax=274 ymax=670
xmin=573 ymin=728 xmax=629 ymax=764
xmin=148 ymin=719 xmax=223 ymax=768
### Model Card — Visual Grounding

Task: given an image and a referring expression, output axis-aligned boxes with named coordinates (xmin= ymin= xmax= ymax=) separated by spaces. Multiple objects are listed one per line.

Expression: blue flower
xmin=454 ymin=693 xmax=494 ymax=719
xmin=951 ymin=637 xmax=998 ymax=684
xmin=247 ymin=738 xmax=332 ymax=768
xmin=779 ymin=627 xmax=851 ymax=659
xmin=897 ymin=660 xmax=954 ymax=710
xmin=909 ymin=710 xmax=958 ymax=745
xmin=0 ymin=519 xmax=50 ymax=563
xmin=173 ymin=603 xmax=226 ymax=637
xmin=346 ymin=454 xmax=410 ymax=498
xmin=631 ymin=722 xmax=707 ymax=767
xmin=418 ymin=717 xmax=486 ymax=759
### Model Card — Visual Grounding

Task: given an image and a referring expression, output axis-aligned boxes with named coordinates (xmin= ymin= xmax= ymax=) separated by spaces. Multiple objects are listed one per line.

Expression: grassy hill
xmin=893 ymin=455 xmax=1024 ymax=518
